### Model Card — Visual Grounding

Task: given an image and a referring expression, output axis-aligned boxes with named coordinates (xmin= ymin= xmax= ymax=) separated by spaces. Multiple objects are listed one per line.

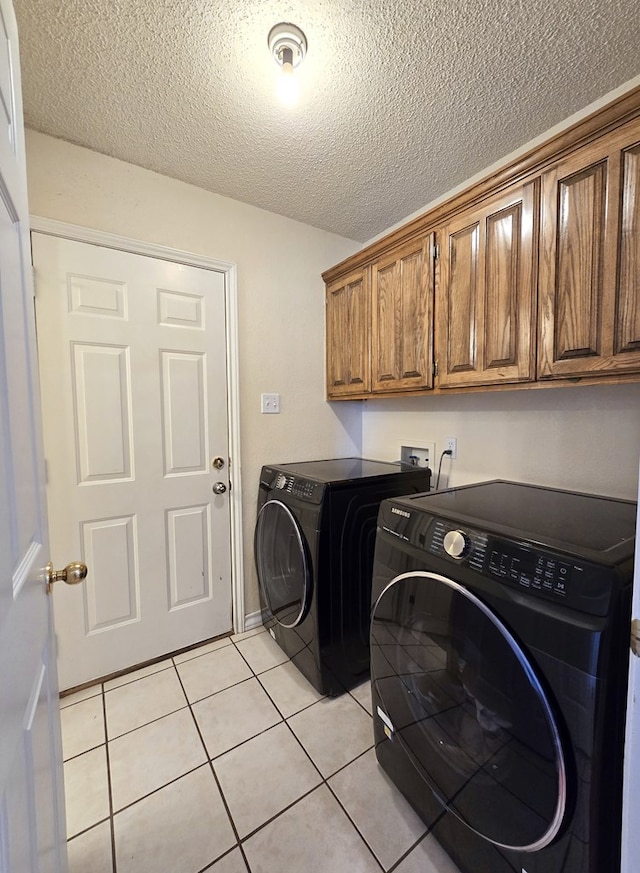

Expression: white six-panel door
xmin=33 ymin=235 xmax=233 ymax=690
xmin=0 ymin=0 xmax=67 ymax=869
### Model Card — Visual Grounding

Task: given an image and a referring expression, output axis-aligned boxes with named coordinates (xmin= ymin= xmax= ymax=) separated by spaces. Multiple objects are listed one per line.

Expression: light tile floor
xmin=61 ymin=626 xmax=461 ymax=873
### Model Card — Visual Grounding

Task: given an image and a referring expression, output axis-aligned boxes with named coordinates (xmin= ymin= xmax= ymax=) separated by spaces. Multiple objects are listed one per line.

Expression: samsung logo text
xmin=391 ymin=507 xmax=411 ymax=518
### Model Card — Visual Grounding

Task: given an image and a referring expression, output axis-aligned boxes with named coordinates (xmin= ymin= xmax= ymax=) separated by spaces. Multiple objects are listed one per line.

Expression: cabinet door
xmin=326 ymin=268 xmax=371 ymax=397
xmin=538 ymin=117 xmax=640 ymax=379
xmin=371 ymin=234 xmax=435 ymax=393
xmin=436 ymin=182 xmax=537 ymax=388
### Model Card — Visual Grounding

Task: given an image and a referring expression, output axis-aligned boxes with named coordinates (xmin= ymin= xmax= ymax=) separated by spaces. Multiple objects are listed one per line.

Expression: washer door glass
xmin=255 ymin=499 xmax=312 ymax=628
xmin=371 ymin=571 xmax=566 ymax=852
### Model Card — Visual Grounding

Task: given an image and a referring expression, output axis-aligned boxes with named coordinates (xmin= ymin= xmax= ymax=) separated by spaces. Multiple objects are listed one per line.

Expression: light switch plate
xmin=261 ymin=393 xmax=280 ymax=414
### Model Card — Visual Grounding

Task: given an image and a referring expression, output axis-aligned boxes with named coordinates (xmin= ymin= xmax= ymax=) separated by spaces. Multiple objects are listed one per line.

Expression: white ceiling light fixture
xmin=268 ymin=22 xmax=307 ymax=107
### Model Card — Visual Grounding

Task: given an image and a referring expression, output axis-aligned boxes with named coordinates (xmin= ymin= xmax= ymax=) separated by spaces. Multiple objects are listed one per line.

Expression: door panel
xmin=0 ymin=0 xmax=66 ymax=868
xmin=73 ymin=343 xmax=133 ymax=482
xmin=166 ymin=504 xmax=212 ymax=608
xmin=161 ymin=351 xmax=208 ymax=474
xmin=82 ymin=516 xmax=138 ymax=629
xmin=33 ymin=235 xmax=233 ymax=690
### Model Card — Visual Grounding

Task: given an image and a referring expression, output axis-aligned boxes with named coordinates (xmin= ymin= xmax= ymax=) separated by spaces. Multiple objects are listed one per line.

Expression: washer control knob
xmin=443 ymin=529 xmax=470 ymax=559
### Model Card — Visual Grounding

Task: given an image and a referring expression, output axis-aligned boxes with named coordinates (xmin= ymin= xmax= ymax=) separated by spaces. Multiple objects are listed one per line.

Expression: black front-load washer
xmin=370 ymin=480 xmax=636 ymax=873
xmin=255 ymin=457 xmax=430 ymax=696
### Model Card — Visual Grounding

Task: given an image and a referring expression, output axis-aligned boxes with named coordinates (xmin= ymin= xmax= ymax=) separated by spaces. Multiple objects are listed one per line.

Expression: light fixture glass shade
xmin=277 ymin=61 xmax=299 ymax=106
xmin=268 ymin=23 xmax=307 ymax=107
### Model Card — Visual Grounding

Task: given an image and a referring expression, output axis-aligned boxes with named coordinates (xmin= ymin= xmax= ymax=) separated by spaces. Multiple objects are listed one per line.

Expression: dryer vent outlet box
xmin=400 ymin=443 xmax=435 ymax=470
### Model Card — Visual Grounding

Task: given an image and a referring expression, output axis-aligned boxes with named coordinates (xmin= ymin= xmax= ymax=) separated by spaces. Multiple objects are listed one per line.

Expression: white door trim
xmin=29 ymin=215 xmax=245 ymax=635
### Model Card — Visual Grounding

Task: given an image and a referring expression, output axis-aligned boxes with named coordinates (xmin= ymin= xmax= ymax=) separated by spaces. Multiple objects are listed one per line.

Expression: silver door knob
xmin=45 ymin=560 xmax=88 ymax=594
xmin=212 ymin=456 xmax=225 ymax=470
xmin=212 ymin=482 xmax=227 ymax=495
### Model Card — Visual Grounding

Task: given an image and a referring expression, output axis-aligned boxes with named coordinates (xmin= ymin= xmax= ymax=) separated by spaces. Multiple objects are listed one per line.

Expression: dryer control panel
xmin=261 ymin=468 xmax=325 ymax=504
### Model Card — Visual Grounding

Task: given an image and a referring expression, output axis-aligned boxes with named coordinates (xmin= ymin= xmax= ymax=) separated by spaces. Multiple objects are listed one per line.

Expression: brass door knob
xmin=212 ymin=482 xmax=227 ymax=495
xmin=45 ymin=561 xmax=88 ymax=594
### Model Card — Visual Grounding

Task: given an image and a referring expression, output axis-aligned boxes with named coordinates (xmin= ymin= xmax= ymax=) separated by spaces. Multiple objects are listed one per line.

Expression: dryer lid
xmin=371 ymin=570 xmax=567 ymax=852
xmin=393 ymin=480 xmax=636 ymax=560
xmin=268 ymin=457 xmax=415 ymax=484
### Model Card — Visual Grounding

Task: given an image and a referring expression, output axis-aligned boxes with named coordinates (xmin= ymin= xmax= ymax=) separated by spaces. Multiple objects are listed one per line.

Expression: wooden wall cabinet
xmin=323 ymin=86 xmax=640 ymax=400
xmin=325 ymin=268 xmax=371 ymax=397
xmin=436 ymin=182 xmax=537 ymax=388
xmin=538 ymin=117 xmax=640 ymax=379
xmin=371 ymin=233 xmax=435 ymax=393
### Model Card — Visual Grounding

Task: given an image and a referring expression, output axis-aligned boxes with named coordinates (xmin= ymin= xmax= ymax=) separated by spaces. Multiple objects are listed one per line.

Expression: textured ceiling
xmin=13 ymin=0 xmax=640 ymax=242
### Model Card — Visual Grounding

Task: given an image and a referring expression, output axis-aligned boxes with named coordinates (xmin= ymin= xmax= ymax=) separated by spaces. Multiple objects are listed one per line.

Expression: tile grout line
xmin=178 ymin=638 xmax=369 ymax=866
xmin=60 ymin=685 xmax=116 ymax=870
xmin=323 ymin=755 xmax=386 ymax=873
xmin=386 ymin=802 xmax=450 ymax=873
xmin=172 ymin=657 xmax=253 ymax=873
xmin=100 ymin=684 xmax=118 ymax=873
xmin=230 ymin=643 xmax=385 ymax=868
xmin=220 ymin=643 xmax=331 ymax=854
xmin=103 ymin=701 xmax=189 ymax=743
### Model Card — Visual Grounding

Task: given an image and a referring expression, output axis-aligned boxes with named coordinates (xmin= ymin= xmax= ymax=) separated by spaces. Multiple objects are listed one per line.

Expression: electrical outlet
xmin=400 ymin=443 xmax=435 ymax=469
xmin=445 ymin=437 xmax=457 ymax=459
xmin=261 ymin=393 xmax=280 ymax=414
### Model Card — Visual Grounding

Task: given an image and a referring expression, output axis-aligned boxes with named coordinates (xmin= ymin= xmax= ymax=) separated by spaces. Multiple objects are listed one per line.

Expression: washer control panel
xmin=430 ymin=520 xmax=488 ymax=572
xmin=425 ymin=517 xmax=614 ymax=615
xmin=487 ymin=540 xmax=572 ymax=598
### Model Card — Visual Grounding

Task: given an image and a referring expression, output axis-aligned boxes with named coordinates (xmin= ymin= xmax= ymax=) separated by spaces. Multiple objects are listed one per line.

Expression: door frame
xmin=30 ymin=215 xmax=245 ymax=635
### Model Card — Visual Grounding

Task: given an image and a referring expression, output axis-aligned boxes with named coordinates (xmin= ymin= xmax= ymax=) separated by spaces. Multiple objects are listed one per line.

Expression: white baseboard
xmin=243 ymin=610 xmax=265 ymax=631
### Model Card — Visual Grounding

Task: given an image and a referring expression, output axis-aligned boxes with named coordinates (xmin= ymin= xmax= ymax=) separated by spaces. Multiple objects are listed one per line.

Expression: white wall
xmin=362 ymin=384 xmax=640 ymax=499
xmin=25 ymin=130 xmax=363 ymax=617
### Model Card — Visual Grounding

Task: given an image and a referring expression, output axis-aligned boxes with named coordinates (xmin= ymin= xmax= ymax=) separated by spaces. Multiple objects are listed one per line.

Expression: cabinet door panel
xmin=398 ymin=249 xmax=426 ymax=379
xmin=485 ymin=204 xmax=521 ymax=368
xmin=437 ymin=182 xmax=536 ymax=388
xmin=538 ymin=117 xmax=640 ymax=378
xmin=371 ymin=235 xmax=434 ymax=393
xmin=554 ymin=163 xmax=606 ymax=360
xmin=616 ymin=143 xmax=640 ymax=355
xmin=373 ymin=261 xmax=400 ymax=383
xmin=447 ymin=223 xmax=479 ymax=374
xmin=326 ymin=270 xmax=370 ymax=397
xmin=326 ymin=283 xmax=348 ymax=391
